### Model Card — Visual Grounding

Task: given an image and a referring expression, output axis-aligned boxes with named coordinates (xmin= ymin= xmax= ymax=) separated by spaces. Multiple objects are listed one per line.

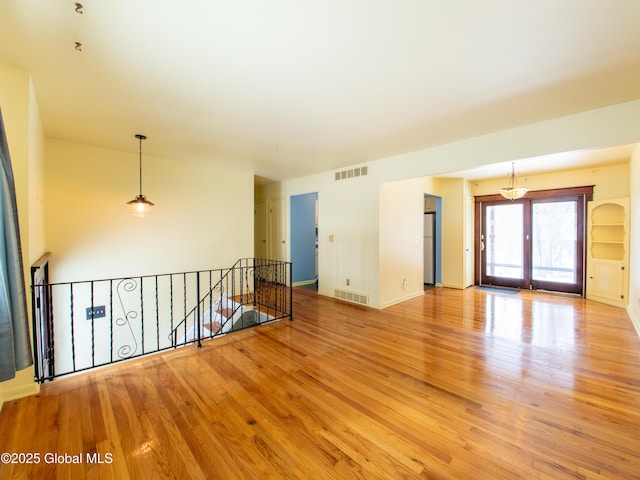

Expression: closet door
xmin=268 ymin=197 xmax=287 ymax=261
xmin=254 ymin=200 xmax=267 ymax=259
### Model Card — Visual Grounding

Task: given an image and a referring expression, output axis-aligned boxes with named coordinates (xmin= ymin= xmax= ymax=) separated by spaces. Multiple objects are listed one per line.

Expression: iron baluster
xmin=70 ymin=283 xmax=76 ymax=373
xmin=140 ymin=276 xmax=144 ymax=355
xmin=109 ymin=280 xmax=114 ymax=363
xmin=90 ymin=280 xmax=95 ymax=367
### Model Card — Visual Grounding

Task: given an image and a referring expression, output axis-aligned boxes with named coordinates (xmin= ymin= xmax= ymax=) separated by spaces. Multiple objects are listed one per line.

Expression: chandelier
xmin=498 ymin=162 xmax=528 ymax=200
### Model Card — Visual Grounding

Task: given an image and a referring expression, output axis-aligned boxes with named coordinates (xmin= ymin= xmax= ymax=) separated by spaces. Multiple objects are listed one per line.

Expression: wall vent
xmin=335 ymin=166 xmax=368 ymax=181
xmin=334 ymin=289 xmax=369 ymax=306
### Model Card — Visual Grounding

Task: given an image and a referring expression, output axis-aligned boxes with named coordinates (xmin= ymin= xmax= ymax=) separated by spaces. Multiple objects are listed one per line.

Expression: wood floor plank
xmin=1 ymin=287 xmax=640 ymax=478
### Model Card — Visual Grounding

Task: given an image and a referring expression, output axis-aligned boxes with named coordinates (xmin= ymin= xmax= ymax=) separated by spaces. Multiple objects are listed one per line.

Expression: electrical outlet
xmin=86 ymin=305 xmax=106 ymax=320
xmin=346 ymin=279 xmax=350 ymax=286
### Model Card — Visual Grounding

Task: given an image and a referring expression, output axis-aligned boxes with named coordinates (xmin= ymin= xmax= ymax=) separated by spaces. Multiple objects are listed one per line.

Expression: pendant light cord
xmin=136 ymin=134 xmax=147 ymax=197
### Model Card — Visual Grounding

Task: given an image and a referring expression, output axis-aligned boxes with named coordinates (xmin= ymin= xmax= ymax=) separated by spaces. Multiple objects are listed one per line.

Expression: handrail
xmin=169 ymin=258 xmax=291 ymax=347
xmin=168 ymin=258 xmax=244 ymax=346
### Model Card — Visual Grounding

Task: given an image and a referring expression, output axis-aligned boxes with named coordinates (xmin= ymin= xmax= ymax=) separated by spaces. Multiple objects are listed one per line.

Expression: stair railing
xmin=30 ymin=257 xmax=292 ymax=382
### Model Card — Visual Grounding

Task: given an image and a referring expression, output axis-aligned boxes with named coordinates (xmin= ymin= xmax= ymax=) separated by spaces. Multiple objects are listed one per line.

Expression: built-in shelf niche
xmin=586 ymin=197 xmax=629 ymax=307
xmin=590 ymin=203 xmax=626 ymax=261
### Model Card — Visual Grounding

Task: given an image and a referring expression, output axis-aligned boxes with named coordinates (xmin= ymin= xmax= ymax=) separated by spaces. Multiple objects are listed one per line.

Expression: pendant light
xmin=498 ymin=162 xmax=528 ymax=200
xmin=126 ymin=134 xmax=155 ymax=216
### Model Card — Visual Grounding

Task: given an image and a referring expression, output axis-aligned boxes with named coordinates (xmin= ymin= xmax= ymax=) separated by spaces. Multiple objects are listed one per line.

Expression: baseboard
xmin=1 ymin=382 xmax=39 ymax=405
xmin=627 ymin=306 xmax=640 ymax=338
xmin=0 ymin=370 xmax=40 ymax=411
xmin=378 ymin=290 xmax=425 ymax=310
xmin=292 ymin=279 xmax=317 ymax=287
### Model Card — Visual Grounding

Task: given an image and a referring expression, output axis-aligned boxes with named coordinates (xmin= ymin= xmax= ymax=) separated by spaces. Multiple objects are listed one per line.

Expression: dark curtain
xmin=0 ymin=108 xmax=33 ymax=381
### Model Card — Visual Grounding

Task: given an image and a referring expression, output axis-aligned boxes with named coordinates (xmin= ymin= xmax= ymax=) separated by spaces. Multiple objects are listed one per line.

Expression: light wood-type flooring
xmin=1 ymin=287 xmax=640 ymax=479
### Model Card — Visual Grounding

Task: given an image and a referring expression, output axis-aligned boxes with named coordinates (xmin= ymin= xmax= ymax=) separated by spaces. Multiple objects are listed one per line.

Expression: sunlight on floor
xmin=484 ymin=295 xmax=577 ymax=349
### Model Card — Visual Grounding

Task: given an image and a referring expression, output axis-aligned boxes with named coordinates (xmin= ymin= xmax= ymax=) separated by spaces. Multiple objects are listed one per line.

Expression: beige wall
xmin=439 ymin=178 xmax=468 ymax=289
xmin=378 ymin=177 xmax=426 ymax=308
xmin=471 ymin=162 xmax=629 ymax=200
xmin=0 ymin=65 xmax=45 ymax=406
xmin=27 ymin=78 xmax=45 ymax=263
xmin=45 ymin=139 xmax=255 ymax=283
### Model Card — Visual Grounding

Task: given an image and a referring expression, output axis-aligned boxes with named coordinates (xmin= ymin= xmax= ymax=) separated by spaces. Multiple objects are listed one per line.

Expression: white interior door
xmin=269 ymin=197 xmax=287 ymax=261
xmin=254 ymin=200 xmax=267 ymax=259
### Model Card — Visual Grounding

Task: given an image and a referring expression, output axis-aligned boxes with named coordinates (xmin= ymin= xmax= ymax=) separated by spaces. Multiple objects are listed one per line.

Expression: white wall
xmin=628 ymin=145 xmax=640 ymax=335
xmin=45 ymin=139 xmax=254 ymax=283
xmin=261 ymin=167 xmax=381 ymax=305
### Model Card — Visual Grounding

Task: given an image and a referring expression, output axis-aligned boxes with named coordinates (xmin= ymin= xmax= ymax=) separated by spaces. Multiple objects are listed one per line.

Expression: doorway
xmin=476 ymin=187 xmax=592 ymax=294
xmin=290 ymin=192 xmax=318 ymax=289
xmin=424 ymin=194 xmax=442 ymax=288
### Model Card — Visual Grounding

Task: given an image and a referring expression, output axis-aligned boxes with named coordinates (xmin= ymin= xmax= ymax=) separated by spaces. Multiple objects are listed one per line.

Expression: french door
xmin=477 ymin=187 xmax=592 ymax=294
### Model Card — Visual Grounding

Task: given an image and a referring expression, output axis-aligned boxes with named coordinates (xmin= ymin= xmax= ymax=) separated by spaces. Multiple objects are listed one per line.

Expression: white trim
xmin=292 ymin=279 xmax=317 ymax=287
xmin=378 ymin=290 xmax=425 ymax=310
xmin=627 ymin=306 xmax=640 ymax=338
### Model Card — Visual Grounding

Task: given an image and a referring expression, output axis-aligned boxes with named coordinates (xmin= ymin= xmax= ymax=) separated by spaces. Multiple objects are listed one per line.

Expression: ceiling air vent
xmin=334 ymin=289 xmax=369 ymax=306
xmin=335 ymin=166 xmax=368 ymax=181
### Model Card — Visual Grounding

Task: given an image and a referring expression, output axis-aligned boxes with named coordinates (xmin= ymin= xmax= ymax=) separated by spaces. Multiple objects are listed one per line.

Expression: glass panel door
xmin=483 ymin=202 xmax=527 ymax=288
xmin=479 ymin=195 xmax=584 ymax=294
xmin=530 ymin=199 xmax=583 ymax=294
xmin=532 ymin=201 xmax=576 ymax=283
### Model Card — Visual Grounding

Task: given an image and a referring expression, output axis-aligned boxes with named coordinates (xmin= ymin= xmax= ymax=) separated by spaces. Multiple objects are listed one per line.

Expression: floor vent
xmin=334 ymin=289 xmax=369 ymax=306
xmin=335 ymin=166 xmax=368 ymax=181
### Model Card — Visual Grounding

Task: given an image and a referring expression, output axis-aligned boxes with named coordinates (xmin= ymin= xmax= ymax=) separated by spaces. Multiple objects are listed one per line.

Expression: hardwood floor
xmin=1 ymin=287 xmax=640 ymax=479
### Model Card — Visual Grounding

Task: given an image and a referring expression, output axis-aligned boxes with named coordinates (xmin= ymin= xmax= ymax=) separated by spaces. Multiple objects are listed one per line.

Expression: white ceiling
xmin=1 ymin=0 xmax=640 ymax=183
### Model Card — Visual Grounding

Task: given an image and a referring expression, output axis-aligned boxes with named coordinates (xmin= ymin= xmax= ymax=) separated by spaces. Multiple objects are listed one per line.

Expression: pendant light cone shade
xmin=498 ymin=162 xmax=528 ymax=200
xmin=126 ymin=134 xmax=155 ymax=216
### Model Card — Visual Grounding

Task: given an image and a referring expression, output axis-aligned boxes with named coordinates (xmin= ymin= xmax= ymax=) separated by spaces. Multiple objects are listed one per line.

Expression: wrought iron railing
xmin=30 ymin=258 xmax=292 ymax=382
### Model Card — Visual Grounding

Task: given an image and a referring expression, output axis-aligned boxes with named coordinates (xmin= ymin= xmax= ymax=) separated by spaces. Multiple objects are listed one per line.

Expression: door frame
xmin=474 ymin=186 xmax=593 ymax=293
xmin=31 ymin=252 xmax=53 ymax=381
xmin=480 ymin=198 xmax=530 ymax=289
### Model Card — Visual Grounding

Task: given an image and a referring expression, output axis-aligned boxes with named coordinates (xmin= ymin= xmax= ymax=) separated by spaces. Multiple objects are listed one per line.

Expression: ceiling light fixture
xmin=498 ymin=162 xmax=528 ymax=200
xmin=126 ymin=134 xmax=155 ymax=217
